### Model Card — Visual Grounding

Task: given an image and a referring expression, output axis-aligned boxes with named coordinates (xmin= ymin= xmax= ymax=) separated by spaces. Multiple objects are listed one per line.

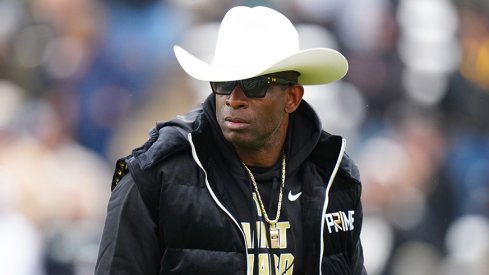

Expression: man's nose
xmin=226 ymin=85 xmax=249 ymax=108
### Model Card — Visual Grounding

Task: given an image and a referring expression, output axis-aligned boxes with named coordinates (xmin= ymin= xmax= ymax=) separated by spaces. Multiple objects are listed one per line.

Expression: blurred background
xmin=0 ymin=0 xmax=488 ymax=274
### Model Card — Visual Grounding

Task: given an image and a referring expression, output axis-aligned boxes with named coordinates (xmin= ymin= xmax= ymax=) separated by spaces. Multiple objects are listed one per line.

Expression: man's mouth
xmin=224 ymin=117 xmax=249 ymax=130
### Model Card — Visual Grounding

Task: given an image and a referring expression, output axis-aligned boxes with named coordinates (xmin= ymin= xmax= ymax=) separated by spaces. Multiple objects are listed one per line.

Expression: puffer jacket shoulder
xmin=110 ymin=105 xmax=205 ymax=221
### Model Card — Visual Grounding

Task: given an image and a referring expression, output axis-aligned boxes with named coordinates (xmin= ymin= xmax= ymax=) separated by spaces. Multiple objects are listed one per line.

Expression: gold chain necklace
xmin=242 ymin=153 xmax=286 ymax=249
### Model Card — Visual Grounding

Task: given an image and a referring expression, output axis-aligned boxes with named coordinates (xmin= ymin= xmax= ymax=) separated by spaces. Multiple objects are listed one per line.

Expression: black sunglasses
xmin=210 ymin=75 xmax=297 ymax=98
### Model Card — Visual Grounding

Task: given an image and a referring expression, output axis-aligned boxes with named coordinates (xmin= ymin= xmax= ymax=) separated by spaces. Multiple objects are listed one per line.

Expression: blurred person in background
xmin=4 ymin=0 xmax=185 ymax=159
xmin=0 ymin=87 xmax=112 ymax=275
xmin=96 ymin=6 xmax=367 ymax=275
xmin=0 ymin=79 xmax=111 ymax=275
xmin=70 ymin=0 xmax=186 ymax=157
xmin=0 ymin=81 xmax=45 ymax=275
xmin=437 ymin=1 xmax=489 ymax=273
xmin=442 ymin=0 xmax=489 ymax=135
xmin=0 ymin=1 xmax=113 ymax=273
xmin=353 ymin=0 xmax=489 ymax=274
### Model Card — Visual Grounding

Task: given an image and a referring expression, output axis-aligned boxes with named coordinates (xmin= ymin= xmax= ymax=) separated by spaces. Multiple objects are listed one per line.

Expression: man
xmin=95 ymin=6 xmax=367 ymax=275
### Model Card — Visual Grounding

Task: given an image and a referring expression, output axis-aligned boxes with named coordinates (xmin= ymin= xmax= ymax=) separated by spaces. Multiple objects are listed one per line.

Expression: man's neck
xmin=236 ymin=148 xmax=282 ymax=168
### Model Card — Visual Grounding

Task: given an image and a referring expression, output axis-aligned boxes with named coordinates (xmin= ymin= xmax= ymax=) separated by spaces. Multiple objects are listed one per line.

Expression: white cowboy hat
xmin=174 ymin=6 xmax=348 ymax=85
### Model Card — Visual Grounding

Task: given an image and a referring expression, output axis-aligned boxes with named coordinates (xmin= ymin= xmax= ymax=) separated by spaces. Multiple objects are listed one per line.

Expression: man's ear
xmin=285 ymin=85 xmax=304 ymax=113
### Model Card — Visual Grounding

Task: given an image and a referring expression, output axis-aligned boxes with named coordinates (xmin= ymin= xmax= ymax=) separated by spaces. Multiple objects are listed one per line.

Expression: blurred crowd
xmin=0 ymin=0 xmax=488 ymax=274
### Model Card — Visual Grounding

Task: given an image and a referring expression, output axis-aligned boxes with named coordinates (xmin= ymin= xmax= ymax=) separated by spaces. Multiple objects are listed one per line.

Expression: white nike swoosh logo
xmin=288 ymin=190 xmax=302 ymax=202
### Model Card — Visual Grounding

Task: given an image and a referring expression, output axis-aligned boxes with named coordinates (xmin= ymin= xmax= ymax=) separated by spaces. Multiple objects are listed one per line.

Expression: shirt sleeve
xmin=95 ymin=173 xmax=161 ymax=275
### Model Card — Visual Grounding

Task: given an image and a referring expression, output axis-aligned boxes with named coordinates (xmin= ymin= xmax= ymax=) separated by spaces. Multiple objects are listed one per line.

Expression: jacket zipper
xmin=319 ymin=138 xmax=347 ymax=275
xmin=188 ymin=133 xmax=249 ymax=273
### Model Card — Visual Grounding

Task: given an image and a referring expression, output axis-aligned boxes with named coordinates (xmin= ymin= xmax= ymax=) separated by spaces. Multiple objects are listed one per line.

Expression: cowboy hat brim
xmin=174 ymin=45 xmax=348 ymax=85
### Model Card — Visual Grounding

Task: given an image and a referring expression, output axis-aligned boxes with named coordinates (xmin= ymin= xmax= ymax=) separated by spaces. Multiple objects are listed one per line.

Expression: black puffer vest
xmin=111 ymin=96 xmax=366 ymax=274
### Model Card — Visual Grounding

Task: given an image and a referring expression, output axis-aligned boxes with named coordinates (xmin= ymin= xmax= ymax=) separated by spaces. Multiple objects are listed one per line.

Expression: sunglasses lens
xmin=211 ymin=81 xmax=236 ymax=95
xmin=241 ymin=77 xmax=268 ymax=97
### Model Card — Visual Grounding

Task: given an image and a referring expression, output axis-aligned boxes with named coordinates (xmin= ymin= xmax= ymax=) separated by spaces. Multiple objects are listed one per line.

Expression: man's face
xmin=215 ymin=84 xmax=288 ymax=151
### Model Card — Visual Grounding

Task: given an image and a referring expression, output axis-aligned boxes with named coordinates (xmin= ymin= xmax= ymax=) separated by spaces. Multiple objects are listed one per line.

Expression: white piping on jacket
xmin=188 ymin=133 xmax=249 ymax=272
xmin=319 ymin=138 xmax=346 ymax=275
